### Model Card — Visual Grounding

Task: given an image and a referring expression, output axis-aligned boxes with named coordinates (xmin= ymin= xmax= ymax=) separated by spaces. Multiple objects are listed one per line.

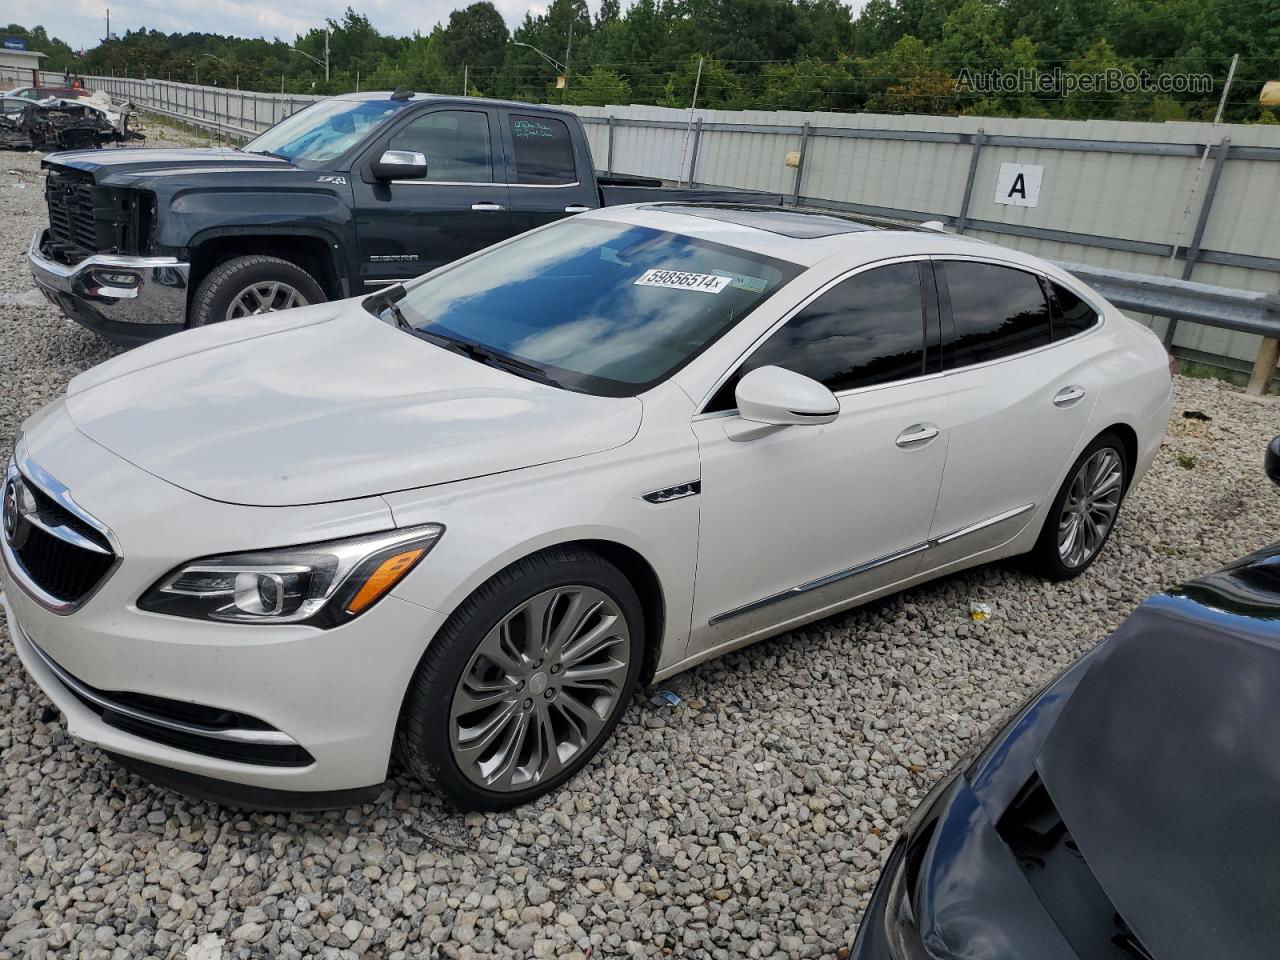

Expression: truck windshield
xmin=243 ymin=98 xmax=409 ymax=166
xmin=395 ymin=218 xmax=801 ymax=397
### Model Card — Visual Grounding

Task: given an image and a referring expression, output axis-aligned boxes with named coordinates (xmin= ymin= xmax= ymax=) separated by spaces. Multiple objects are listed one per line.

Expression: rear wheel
xmin=396 ymin=548 xmax=644 ymax=810
xmin=1029 ymin=432 xmax=1129 ymax=580
xmin=188 ymin=255 xmax=325 ymax=328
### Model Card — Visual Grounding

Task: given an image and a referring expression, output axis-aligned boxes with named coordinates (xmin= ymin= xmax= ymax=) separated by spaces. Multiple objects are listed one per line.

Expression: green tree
xmin=443 ymin=2 xmax=510 ymax=73
xmin=566 ymin=67 xmax=632 ymax=105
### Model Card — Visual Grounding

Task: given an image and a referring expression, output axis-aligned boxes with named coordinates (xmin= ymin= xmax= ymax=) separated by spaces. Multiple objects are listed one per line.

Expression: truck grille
xmin=3 ymin=468 xmax=117 ymax=609
xmin=44 ymin=167 xmax=99 ymax=263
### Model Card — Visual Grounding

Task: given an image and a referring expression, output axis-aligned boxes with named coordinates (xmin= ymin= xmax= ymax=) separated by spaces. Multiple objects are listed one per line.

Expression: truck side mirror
xmin=371 ymin=150 xmax=427 ymax=181
xmin=1267 ymin=435 xmax=1280 ymax=488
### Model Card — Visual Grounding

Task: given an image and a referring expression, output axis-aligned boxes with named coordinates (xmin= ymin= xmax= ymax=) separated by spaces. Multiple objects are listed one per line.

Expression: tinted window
xmin=944 ymin=262 xmax=1051 ymax=365
xmin=389 ymin=110 xmax=493 ymax=182
xmin=397 ymin=219 xmax=800 ymax=397
xmin=509 ymin=114 xmax=576 ymax=185
xmin=1049 ymin=281 xmax=1100 ymax=340
xmin=708 ymin=262 xmax=926 ymax=411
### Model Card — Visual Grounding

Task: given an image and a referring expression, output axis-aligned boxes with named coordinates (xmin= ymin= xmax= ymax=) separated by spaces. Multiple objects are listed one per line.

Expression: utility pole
xmin=563 ymin=22 xmax=573 ymax=92
xmin=324 ymin=29 xmax=330 ymax=82
xmin=105 ymin=8 xmax=110 ymax=42
xmin=462 ymin=65 xmax=468 ymax=95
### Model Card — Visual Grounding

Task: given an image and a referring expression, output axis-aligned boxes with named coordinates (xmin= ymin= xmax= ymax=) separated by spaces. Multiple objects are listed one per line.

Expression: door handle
xmin=1053 ymin=385 xmax=1086 ymax=407
xmin=471 ymin=202 xmax=505 ymax=212
xmin=895 ymin=424 xmax=940 ymax=447
xmin=564 ymin=204 xmax=592 ymax=213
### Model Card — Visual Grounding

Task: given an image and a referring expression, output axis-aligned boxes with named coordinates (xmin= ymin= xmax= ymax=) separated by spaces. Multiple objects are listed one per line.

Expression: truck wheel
xmin=189 ymin=255 xmax=326 ymax=328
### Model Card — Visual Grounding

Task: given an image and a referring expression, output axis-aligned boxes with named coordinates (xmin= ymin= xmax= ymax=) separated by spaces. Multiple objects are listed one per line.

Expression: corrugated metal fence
xmin=10 ymin=69 xmax=1280 ymax=379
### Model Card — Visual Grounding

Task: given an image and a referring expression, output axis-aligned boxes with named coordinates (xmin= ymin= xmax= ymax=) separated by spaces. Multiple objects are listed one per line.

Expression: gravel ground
xmin=2 ymin=123 xmax=1280 ymax=960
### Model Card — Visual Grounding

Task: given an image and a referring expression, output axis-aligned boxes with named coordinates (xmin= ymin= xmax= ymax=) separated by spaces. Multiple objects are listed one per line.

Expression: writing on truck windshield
xmin=396 ymin=219 xmax=801 ymax=397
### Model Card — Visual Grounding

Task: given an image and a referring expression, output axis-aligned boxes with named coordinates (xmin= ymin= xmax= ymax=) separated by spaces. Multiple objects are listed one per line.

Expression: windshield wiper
xmin=243 ymin=148 xmax=290 ymax=161
xmin=364 ymin=284 xmax=413 ymax=331
xmin=415 ymin=330 xmax=564 ymax=389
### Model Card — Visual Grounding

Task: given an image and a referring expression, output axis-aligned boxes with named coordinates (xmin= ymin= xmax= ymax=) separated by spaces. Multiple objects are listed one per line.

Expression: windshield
xmin=395 ymin=219 xmax=801 ymax=397
xmin=243 ymin=98 xmax=409 ymax=166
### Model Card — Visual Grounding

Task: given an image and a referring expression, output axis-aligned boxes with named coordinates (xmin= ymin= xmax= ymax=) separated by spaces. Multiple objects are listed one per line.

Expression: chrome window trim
xmin=708 ymin=502 xmax=1035 ymax=625
xmin=694 ymin=253 xmax=938 ymax=417
xmin=22 ymin=631 xmax=298 ymax=747
xmin=694 ymin=253 xmax=1106 ymax=419
xmin=3 ymin=441 xmax=122 ymax=616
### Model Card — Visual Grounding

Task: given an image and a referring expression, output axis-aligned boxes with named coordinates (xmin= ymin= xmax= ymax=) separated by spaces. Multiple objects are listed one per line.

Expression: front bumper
xmin=0 ymin=410 xmax=448 ymax=806
xmin=27 ymin=229 xmax=188 ymax=344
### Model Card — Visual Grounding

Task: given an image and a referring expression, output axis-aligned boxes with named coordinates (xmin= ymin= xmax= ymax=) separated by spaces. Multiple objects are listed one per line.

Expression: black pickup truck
xmin=28 ymin=91 xmax=777 ymax=344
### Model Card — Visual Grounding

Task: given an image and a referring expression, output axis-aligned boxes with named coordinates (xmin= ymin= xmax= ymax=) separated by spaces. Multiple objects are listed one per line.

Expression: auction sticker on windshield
xmin=635 ymin=269 xmax=732 ymax=293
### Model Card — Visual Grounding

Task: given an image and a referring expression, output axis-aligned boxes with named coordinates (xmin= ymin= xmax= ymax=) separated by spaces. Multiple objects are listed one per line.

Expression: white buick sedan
xmin=1 ymin=204 xmax=1172 ymax=810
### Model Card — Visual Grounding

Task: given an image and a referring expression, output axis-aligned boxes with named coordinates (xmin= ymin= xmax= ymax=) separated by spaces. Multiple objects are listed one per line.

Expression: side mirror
xmin=371 ymin=149 xmax=427 ymax=180
xmin=735 ymin=366 xmax=839 ymax=426
xmin=1267 ymin=435 xmax=1280 ymax=488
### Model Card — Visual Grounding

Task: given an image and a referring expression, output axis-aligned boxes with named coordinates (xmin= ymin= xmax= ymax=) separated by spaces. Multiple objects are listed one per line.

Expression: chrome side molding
xmin=710 ymin=503 xmax=1036 ymax=625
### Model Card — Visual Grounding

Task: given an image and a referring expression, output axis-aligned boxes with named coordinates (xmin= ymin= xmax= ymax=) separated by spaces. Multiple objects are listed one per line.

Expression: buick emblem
xmin=3 ymin=477 xmax=34 ymax=549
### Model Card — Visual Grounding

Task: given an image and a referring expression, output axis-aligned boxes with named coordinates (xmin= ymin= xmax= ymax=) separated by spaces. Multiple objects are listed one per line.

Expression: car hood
xmin=43 ymin=147 xmax=291 ymax=182
xmin=62 ymin=305 xmax=642 ymax=507
xmin=1035 ymin=543 xmax=1280 ymax=960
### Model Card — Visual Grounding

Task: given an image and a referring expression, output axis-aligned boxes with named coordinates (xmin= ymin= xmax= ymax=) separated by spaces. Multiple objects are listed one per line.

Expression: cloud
xmin=10 ymin=0 xmax=589 ymax=49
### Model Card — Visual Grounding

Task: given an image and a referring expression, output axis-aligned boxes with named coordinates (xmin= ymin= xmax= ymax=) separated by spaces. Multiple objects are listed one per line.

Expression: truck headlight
xmin=138 ymin=525 xmax=443 ymax=627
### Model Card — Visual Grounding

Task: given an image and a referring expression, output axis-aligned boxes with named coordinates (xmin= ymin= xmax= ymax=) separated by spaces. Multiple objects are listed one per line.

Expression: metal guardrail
xmin=1056 ymin=260 xmax=1280 ymax=395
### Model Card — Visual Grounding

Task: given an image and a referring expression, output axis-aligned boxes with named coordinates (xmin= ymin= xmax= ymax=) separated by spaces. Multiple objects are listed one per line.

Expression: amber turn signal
xmin=344 ymin=548 xmax=427 ymax=614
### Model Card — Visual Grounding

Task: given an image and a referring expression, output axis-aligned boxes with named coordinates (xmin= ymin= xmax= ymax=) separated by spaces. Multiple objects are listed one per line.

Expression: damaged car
xmin=851 ymin=434 xmax=1280 ymax=960
xmin=0 ymin=94 xmax=140 ymax=151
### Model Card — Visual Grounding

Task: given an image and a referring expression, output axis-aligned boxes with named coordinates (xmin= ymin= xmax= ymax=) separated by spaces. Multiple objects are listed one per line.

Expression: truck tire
xmin=188 ymin=255 xmax=326 ymax=328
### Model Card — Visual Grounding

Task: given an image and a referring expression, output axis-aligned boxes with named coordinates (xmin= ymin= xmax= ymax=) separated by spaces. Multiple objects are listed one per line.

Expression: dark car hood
xmin=43 ymin=147 xmax=291 ymax=182
xmin=1036 ymin=543 xmax=1280 ymax=960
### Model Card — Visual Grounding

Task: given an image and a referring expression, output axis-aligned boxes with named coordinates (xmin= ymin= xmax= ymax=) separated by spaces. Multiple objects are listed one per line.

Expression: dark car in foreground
xmin=27 ymin=91 xmax=775 ymax=345
xmin=853 ymin=435 xmax=1280 ymax=960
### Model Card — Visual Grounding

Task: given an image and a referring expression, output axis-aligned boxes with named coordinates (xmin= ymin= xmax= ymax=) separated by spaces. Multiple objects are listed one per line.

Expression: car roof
xmin=643 ymin=203 xmax=927 ymax=239
xmin=581 ymin=203 xmax=1008 ymax=269
xmin=336 ymin=91 xmax=575 ymax=116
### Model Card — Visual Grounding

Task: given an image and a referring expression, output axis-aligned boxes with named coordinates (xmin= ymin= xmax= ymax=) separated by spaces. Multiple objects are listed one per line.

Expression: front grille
xmin=3 ymin=469 xmax=117 ymax=608
xmin=44 ymin=167 xmax=99 ymax=263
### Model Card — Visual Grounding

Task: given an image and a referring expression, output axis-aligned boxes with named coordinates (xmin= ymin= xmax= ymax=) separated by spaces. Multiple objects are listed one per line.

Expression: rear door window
xmin=508 ymin=114 xmax=577 ymax=185
xmin=942 ymin=261 xmax=1052 ymax=366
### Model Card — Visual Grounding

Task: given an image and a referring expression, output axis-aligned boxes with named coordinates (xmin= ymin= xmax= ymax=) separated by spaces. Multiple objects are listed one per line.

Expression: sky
xmin=1 ymin=0 xmax=559 ymax=50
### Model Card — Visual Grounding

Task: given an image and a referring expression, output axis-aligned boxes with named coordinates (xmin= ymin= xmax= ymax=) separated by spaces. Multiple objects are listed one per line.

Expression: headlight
xmin=138 ymin=525 xmax=443 ymax=627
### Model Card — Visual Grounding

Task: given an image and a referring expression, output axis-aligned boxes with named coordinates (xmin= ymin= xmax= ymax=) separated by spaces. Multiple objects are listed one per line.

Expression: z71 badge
xmin=316 ymin=175 xmax=348 ymax=185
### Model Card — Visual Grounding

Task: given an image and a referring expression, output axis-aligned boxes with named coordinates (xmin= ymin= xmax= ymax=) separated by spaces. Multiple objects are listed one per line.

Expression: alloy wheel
xmin=1057 ymin=447 xmax=1123 ymax=568
xmin=450 ymin=585 xmax=631 ymax=792
xmin=225 ymin=281 xmax=309 ymax=321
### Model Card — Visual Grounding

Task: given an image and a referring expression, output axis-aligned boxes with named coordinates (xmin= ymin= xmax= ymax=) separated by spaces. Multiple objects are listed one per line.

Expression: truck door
xmin=351 ymin=106 xmax=511 ymax=289
xmin=496 ymin=110 xmax=600 ymax=234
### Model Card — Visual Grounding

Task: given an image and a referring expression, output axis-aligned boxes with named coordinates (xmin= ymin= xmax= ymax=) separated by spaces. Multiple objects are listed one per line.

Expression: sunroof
xmin=649 ymin=204 xmax=916 ymax=239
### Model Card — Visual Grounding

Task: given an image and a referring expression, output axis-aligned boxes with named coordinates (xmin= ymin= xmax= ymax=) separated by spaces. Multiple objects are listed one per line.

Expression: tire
xmin=1029 ymin=431 xmax=1130 ymax=581
xmin=188 ymin=255 xmax=325 ymax=328
xmin=396 ymin=547 xmax=645 ymax=810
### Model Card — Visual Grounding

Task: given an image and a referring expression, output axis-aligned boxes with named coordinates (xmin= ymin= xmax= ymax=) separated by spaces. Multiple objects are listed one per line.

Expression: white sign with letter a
xmin=994 ymin=163 xmax=1043 ymax=208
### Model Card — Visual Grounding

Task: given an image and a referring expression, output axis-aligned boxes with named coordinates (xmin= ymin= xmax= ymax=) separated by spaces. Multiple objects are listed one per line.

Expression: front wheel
xmin=188 ymin=255 xmax=325 ymax=328
xmin=1029 ymin=433 xmax=1129 ymax=580
xmin=396 ymin=548 xmax=644 ymax=810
